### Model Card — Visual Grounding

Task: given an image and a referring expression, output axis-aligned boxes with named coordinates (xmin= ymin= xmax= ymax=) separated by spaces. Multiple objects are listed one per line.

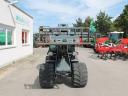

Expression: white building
xmin=0 ymin=0 xmax=33 ymax=68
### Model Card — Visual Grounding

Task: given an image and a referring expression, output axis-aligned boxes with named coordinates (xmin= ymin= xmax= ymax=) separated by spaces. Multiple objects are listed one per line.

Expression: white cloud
xmin=82 ymin=0 xmax=123 ymax=9
xmin=27 ymin=0 xmax=78 ymax=15
xmin=25 ymin=0 xmax=124 ymax=26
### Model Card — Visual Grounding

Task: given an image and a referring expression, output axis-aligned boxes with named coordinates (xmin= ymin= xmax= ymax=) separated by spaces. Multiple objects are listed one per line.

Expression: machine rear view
xmin=39 ymin=24 xmax=88 ymax=88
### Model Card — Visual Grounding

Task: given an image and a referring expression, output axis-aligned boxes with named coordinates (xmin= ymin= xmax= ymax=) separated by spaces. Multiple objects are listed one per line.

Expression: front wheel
xmin=39 ymin=63 xmax=55 ymax=88
xmin=71 ymin=62 xmax=88 ymax=88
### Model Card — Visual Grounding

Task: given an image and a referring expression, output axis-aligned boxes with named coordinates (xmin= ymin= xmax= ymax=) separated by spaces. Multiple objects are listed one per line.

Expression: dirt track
xmin=0 ymin=48 xmax=128 ymax=96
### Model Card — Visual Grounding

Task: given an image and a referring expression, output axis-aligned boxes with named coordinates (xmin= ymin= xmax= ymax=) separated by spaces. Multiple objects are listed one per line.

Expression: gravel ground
xmin=0 ymin=48 xmax=128 ymax=96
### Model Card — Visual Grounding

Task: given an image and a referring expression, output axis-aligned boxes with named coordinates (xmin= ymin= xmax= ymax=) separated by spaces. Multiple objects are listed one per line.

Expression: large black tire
xmin=71 ymin=62 xmax=88 ymax=88
xmin=45 ymin=56 xmax=56 ymax=62
xmin=39 ymin=63 xmax=55 ymax=88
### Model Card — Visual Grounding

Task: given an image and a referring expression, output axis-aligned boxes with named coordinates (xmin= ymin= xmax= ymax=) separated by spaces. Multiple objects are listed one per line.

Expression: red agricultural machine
xmin=94 ymin=32 xmax=128 ymax=60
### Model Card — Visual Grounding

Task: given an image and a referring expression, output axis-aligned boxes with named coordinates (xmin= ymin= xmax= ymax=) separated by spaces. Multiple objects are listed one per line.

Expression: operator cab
xmin=109 ymin=31 xmax=124 ymax=43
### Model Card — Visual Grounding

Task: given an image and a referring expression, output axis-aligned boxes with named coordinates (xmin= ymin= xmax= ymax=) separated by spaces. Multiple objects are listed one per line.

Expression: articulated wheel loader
xmin=39 ymin=24 xmax=88 ymax=88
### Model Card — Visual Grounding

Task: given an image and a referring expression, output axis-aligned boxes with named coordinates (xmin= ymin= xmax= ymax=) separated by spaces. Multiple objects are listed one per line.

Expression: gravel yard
xmin=0 ymin=48 xmax=128 ymax=96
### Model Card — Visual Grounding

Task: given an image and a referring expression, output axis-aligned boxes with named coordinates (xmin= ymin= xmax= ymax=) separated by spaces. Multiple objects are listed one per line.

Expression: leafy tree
xmin=73 ymin=17 xmax=92 ymax=28
xmin=73 ymin=18 xmax=85 ymax=27
xmin=85 ymin=16 xmax=91 ymax=28
xmin=114 ymin=4 xmax=128 ymax=37
xmin=110 ymin=22 xmax=117 ymax=32
xmin=95 ymin=11 xmax=112 ymax=34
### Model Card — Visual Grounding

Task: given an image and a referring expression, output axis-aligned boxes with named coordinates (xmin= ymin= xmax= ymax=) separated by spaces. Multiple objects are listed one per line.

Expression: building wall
xmin=0 ymin=0 xmax=15 ymax=27
xmin=0 ymin=0 xmax=33 ymax=68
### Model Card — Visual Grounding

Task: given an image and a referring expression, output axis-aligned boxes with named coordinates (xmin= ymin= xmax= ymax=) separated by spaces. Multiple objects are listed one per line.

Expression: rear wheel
xmin=71 ymin=62 xmax=88 ymax=88
xmin=39 ymin=63 xmax=55 ymax=88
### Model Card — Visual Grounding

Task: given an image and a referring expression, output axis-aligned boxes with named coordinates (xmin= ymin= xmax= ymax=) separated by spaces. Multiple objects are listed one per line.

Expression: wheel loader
xmin=39 ymin=24 xmax=88 ymax=88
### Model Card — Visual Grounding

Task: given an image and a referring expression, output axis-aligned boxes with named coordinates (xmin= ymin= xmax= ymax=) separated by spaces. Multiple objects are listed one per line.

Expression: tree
xmin=73 ymin=17 xmax=92 ymax=28
xmin=95 ymin=11 xmax=112 ymax=34
xmin=114 ymin=4 xmax=128 ymax=37
xmin=85 ymin=16 xmax=91 ymax=28
xmin=73 ymin=18 xmax=85 ymax=27
xmin=110 ymin=22 xmax=117 ymax=32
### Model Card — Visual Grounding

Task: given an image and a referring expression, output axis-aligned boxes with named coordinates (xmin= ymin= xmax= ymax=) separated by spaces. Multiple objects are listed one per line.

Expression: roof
xmin=4 ymin=0 xmax=33 ymax=19
xmin=110 ymin=31 xmax=124 ymax=34
xmin=13 ymin=5 xmax=33 ymax=19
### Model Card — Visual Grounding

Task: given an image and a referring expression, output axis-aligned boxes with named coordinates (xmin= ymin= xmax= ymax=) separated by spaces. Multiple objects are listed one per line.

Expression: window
xmin=22 ymin=31 xmax=29 ymax=44
xmin=0 ymin=28 xmax=6 ymax=45
xmin=7 ymin=30 xmax=13 ymax=45
xmin=0 ymin=27 xmax=13 ymax=46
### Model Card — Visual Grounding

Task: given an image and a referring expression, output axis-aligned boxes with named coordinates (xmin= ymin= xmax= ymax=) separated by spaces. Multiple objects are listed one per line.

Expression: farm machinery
xmin=38 ymin=24 xmax=88 ymax=88
xmin=94 ymin=31 xmax=128 ymax=60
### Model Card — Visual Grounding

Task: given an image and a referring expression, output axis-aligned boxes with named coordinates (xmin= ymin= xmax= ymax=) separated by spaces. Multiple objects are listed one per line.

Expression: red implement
xmin=79 ymin=36 xmax=83 ymax=45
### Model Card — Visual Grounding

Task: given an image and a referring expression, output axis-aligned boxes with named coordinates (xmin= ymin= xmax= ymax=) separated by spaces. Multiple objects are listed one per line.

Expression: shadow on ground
xmin=24 ymin=64 xmax=73 ymax=89
xmin=24 ymin=76 xmax=73 ymax=89
xmin=24 ymin=77 xmax=41 ymax=89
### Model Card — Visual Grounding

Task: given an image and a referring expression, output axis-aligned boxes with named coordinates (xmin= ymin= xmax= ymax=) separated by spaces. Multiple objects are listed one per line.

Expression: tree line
xmin=33 ymin=4 xmax=128 ymax=47
xmin=73 ymin=4 xmax=128 ymax=37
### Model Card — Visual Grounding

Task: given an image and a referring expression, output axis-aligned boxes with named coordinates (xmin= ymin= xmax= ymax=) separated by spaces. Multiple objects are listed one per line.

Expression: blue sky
xmin=14 ymin=0 xmax=128 ymax=33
